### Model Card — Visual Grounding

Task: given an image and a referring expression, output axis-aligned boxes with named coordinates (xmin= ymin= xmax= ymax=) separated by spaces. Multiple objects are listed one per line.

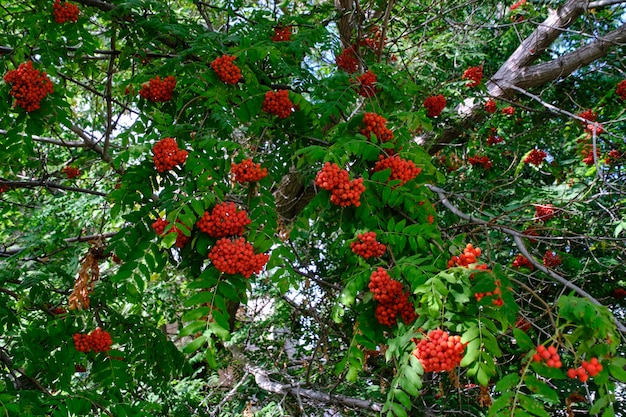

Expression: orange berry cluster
xmin=62 ymin=166 xmax=81 ymax=179
xmin=360 ymin=112 xmax=394 ymax=142
xmin=315 ymin=162 xmax=365 ymax=207
xmin=462 ymin=65 xmax=483 ymax=88
xmin=475 ymin=279 xmax=503 ymax=307
xmin=534 ymin=204 xmax=555 ymax=222
xmin=511 ymin=254 xmax=533 ymax=270
xmin=350 ymin=231 xmax=386 ymax=258
xmin=73 ymin=327 xmax=113 ymax=353
xmin=152 ymin=138 xmax=188 ymax=172
xmin=368 ymin=267 xmax=416 ymax=326
xmin=152 ymin=218 xmax=190 ymax=248
xmin=532 ymin=345 xmax=562 ymax=369
xmin=412 ymin=329 xmax=466 ymax=372
xmin=567 ymin=358 xmax=603 ymax=382
xmin=423 ymin=95 xmax=446 ymax=117
xmin=356 ymin=71 xmax=377 ymax=97
xmin=373 ymin=155 xmax=422 ymax=187
xmin=196 ymin=202 xmax=251 ymax=238
xmin=231 ymin=158 xmax=268 ymax=183
xmin=211 ymin=55 xmax=242 ymax=85
xmin=272 ymin=26 xmax=292 ymax=42
xmin=139 ymin=75 xmax=176 ymax=102
xmin=4 ymin=61 xmax=54 ymax=112
xmin=487 ymin=128 xmax=503 ymax=145
xmin=336 ymin=47 xmax=359 ymax=73
xmin=524 ymin=149 xmax=547 ymax=166
xmin=484 ymin=99 xmax=497 ymax=113
xmin=468 ymin=155 xmax=493 ymax=170
xmin=208 ymin=237 xmax=270 ymax=278
xmin=262 ymin=90 xmax=293 ymax=119
xmin=581 ymin=147 xmax=601 ymax=166
xmin=605 ymin=149 xmax=623 ymax=165
xmin=616 ymin=80 xmax=626 ymax=100
xmin=543 ymin=250 xmax=561 ymax=267
xmin=447 ymin=243 xmax=488 ymax=270
xmin=52 ymin=0 xmax=79 ymax=24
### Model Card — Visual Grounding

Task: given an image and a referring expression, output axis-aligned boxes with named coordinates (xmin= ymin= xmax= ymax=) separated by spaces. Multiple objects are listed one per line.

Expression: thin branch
xmin=0 ymin=232 xmax=117 ymax=257
xmin=0 ymin=129 xmax=88 ymax=147
xmin=0 ymin=180 xmax=107 ymax=197
xmin=228 ymin=344 xmax=383 ymax=412
xmin=426 ymin=184 xmax=626 ymax=334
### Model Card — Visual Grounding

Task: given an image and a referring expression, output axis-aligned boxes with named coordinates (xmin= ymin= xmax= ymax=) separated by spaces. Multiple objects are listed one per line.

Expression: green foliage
xmin=1 ymin=0 xmax=626 ymax=416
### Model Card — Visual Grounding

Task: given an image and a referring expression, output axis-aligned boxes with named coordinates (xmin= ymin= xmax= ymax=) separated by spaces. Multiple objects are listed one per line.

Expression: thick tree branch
xmin=228 ymin=344 xmax=383 ymax=412
xmin=516 ymin=23 xmax=626 ymax=89
xmin=425 ymin=184 xmax=626 ymax=334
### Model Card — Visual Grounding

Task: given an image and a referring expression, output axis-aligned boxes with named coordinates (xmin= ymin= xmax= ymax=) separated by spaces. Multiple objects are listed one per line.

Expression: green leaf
xmin=513 ymin=328 xmax=534 ymax=351
xmin=524 ymin=375 xmax=559 ymax=404
xmin=183 ymin=335 xmax=208 ymax=354
xmin=179 ymin=320 xmax=206 ymax=337
xmin=589 ymin=396 xmax=609 ymax=415
xmin=495 ymin=373 xmax=520 ymax=392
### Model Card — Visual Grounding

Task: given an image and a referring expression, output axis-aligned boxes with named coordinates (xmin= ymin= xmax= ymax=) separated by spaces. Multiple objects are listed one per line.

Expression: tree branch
xmin=0 ymin=232 xmax=116 ymax=257
xmin=0 ymin=180 xmax=107 ymax=197
xmin=228 ymin=344 xmax=383 ymax=412
xmin=0 ymin=129 xmax=88 ymax=148
xmin=425 ymin=184 xmax=626 ymax=334
xmin=516 ymin=23 xmax=626 ymax=89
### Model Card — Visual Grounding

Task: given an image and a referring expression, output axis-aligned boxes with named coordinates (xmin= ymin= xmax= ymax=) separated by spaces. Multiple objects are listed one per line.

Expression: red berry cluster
xmin=447 ymin=243 xmax=488 ymax=270
xmin=534 ymin=204 xmax=556 ymax=222
xmin=501 ymin=106 xmax=515 ymax=115
xmin=231 ymin=158 xmax=268 ymax=183
xmin=475 ymin=279 xmax=503 ymax=307
xmin=585 ymin=122 xmax=604 ymax=136
xmin=512 ymin=254 xmax=533 ymax=270
xmin=360 ymin=112 xmax=394 ymax=142
xmin=605 ymin=149 xmax=623 ymax=165
xmin=336 ymin=47 xmax=359 ymax=73
xmin=567 ymin=358 xmax=603 ymax=382
xmin=487 ymin=128 xmax=503 ymax=145
xmin=62 ymin=166 xmax=81 ymax=179
xmin=315 ymin=162 xmax=365 ymax=207
xmin=515 ymin=317 xmax=531 ymax=332
xmin=359 ymin=26 xmax=386 ymax=50
xmin=532 ymin=345 xmax=562 ymax=368
xmin=196 ymin=202 xmax=251 ymax=238
xmin=272 ymin=26 xmax=292 ymax=42
xmin=208 ymin=237 xmax=270 ymax=278
xmin=3 ymin=61 xmax=54 ymax=112
xmin=368 ymin=267 xmax=416 ymax=326
xmin=616 ymin=80 xmax=626 ymax=100
xmin=543 ymin=250 xmax=561 ymax=267
xmin=356 ymin=71 xmax=377 ymax=97
xmin=52 ymin=0 xmax=79 ymax=23
xmin=151 ymin=218 xmax=190 ymax=248
xmin=612 ymin=288 xmax=626 ymax=299
xmin=423 ymin=95 xmax=446 ymax=117
xmin=0 ymin=185 xmax=9 ymax=193
xmin=484 ymin=99 xmax=497 ymax=113
xmin=350 ymin=231 xmax=386 ymax=258
xmin=468 ymin=155 xmax=493 ymax=170
xmin=211 ymin=55 xmax=242 ymax=85
xmin=412 ymin=329 xmax=466 ymax=372
xmin=152 ymin=138 xmax=188 ymax=172
xmin=524 ymin=149 xmax=547 ymax=166
xmin=373 ymin=155 xmax=422 ymax=187
xmin=578 ymin=109 xmax=597 ymax=123
xmin=462 ymin=65 xmax=483 ymax=88
xmin=73 ymin=327 xmax=113 ymax=353
xmin=139 ymin=76 xmax=176 ymax=102
xmin=262 ymin=90 xmax=293 ymax=118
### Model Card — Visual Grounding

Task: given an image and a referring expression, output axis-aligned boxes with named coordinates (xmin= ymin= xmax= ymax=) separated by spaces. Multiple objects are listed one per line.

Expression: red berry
xmin=355 ymin=71 xmax=377 ymax=97
xmin=423 ymin=95 xmax=446 ymax=117
xmin=152 ymin=138 xmax=188 ymax=172
xmin=262 ymin=90 xmax=293 ymax=118
xmin=210 ymin=55 xmax=242 ymax=84
xmin=373 ymin=154 xmax=422 ymax=187
xmin=196 ymin=202 xmax=251 ymax=238
xmin=350 ymin=231 xmax=386 ymax=259
xmin=336 ymin=47 xmax=359 ymax=73
xmin=272 ymin=26 xmax=292 ymax=42
xmin=208 ymin=237 xmax=269 ymax=278
xmin=3 ymin=61 xmax=54 ymax=112
xmin=524 ymin=149 xmax=547 ymax=166
xmin=360 ymin=113 xmax=394 ymax=143
xmin=139 ymin=76 xmax=176 ymax=102
xmin=52 ymin=0 xmax=79 ymax=24
xmin=231 ymin=158 xmax=268 ymax=183
xmin=462 ymin=65 xmax=483 ymax=88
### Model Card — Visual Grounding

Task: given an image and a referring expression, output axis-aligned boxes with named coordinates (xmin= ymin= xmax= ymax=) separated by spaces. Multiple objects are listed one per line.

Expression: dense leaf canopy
xmin=1 ymin=0 xmax=626 ymax=416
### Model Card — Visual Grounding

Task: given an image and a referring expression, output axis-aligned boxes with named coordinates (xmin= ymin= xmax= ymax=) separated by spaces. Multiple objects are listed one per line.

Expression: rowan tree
xmin=1 ymin=1 xmax=626 ymax=416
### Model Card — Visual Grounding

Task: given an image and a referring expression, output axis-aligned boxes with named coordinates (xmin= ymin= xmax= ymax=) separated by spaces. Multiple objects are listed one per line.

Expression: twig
xmin=426 ymin=184 xmax=626 ymax=333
